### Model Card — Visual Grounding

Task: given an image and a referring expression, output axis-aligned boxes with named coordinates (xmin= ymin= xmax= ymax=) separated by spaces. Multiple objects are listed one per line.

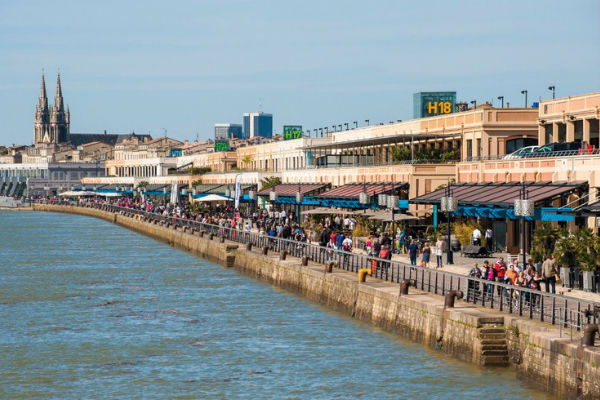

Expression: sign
xmin=234 ymin=174 xmax=241 ymax=209
xmin=283 ymin=125 xmax=302 ymax=140
xmin=214 ymin=140 xmax=230 ymax=152
xmin=413 ymin=92 xmax=457 ymax=118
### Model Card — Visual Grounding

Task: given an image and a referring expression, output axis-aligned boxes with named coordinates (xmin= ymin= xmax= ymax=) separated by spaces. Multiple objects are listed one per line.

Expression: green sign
xmin=283 ymin=125 xmax=302 ymax=140
xmin=413 ymin=92 xmax=457 ymax=118
xmin=214 ymin=140 xmax=230 ymax=152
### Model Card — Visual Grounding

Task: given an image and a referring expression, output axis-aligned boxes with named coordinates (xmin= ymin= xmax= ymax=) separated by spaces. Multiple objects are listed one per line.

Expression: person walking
xmin=421 ymin=242 xmax=431 ymax=268
xmin=408 ymin=240 xmax=419 ymax=266
xmin=484 ymin=227 xmax=493 ymax=252
xmin=542 ymin=254 xmax=557 ymax=294
xmin=472 ymin=227 xmax=482 ymax=246
xmin=435 ymin=238 xmax=444 ymax=268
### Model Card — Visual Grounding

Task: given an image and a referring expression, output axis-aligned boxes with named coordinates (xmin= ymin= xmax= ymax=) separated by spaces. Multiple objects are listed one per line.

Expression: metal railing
xmin=35 ymin=199 xmax=600 ymax=330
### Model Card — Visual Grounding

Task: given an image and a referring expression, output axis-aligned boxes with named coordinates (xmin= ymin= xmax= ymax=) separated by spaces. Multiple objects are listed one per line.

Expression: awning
xmin=411 ymin=182 xmax=585 ymax=208
xmin=59 ymin=191 xmax=98 ymax=197
xmin=317 ymin=182 xmax=408 ymax=199
xmin=368 ymin=212 xmax=420 ymax=222
xmin=258 ymin=183 xmax=330 ymax=197
xmin=192 ymin=194 xmax=232 ymax=202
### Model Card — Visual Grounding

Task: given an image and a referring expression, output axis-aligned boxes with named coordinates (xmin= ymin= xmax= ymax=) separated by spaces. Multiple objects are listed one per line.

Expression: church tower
xmin=49 ymin=73 xmax=70 ymax=144
xmin=34 ymin=72 xmax=51 ymax=144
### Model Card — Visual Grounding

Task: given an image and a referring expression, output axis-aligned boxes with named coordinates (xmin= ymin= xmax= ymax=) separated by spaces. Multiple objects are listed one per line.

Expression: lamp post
xmin=470 ymin=100 xmax=477 ymax=109
xmin=365 ymin=119 xmax=370 ymax=126
xmin=344 ymin=123 xmax=349 ymax=130
xmin=338 ymin=124 xmax=342 ymax=131
xmin=295 ymin=182 xmax=303 ymax=223
xmin=248 ymin=189 xmax=256 ymax=218
xmin=514 ymin=182 xmax=533 ymax=268
xmin=548 ymin=86 xmax=555 ymax=100
xmin=388 ymin=181 xmax=398 ymax=239
xmin=359 ymin=177 xmax=369 ymax=213
xmin=521 ymin=90 xmax=528 ymax=108
xmin=353 ymin=121 xmax=358 ymax=128
xmin=440 ymin=183 xmax=456 ymax=265
xmin=497 ymin=96 xmax=504 ymax=108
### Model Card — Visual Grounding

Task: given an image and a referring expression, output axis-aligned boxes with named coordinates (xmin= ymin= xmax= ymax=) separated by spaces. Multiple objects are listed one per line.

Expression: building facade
xmin=243 ymin=112 xmax=273 ymax=138
xmin=214 ymin=123 xmax=243 ymax=140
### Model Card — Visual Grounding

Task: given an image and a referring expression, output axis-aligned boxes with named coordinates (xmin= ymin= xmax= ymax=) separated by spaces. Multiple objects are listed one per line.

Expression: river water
xmin=0 ymin=211 xmax=551 ymax=399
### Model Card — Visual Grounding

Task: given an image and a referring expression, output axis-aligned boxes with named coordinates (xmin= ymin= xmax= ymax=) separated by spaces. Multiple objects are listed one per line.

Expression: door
xmin=492 ymin=220 xmax=506 ymax=252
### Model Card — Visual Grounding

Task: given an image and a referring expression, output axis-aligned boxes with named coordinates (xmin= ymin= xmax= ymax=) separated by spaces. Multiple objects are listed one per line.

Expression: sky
xmin=0 ymin=0 xmax=599 ymax=145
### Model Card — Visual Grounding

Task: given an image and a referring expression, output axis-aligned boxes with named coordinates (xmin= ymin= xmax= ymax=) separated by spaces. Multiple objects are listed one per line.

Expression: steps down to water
xmin=478 ymin=323 xmax=509 ymax=366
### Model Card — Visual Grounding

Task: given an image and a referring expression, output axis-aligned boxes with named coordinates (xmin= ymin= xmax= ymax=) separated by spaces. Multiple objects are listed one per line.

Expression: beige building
xmin=538 ymin=92 xmax=600 ymax=146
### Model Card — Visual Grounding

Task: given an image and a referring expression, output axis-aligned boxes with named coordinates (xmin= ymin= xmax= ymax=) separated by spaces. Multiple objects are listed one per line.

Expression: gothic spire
xmin=54 ymin=72 xmax=64 ymax=110
xmin=38 ymin=71 xmax=48 ymax=111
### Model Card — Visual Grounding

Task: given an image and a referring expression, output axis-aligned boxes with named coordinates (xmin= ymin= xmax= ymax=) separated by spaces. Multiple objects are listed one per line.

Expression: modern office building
xmin=214 ymin=123 xmax=243 ymax=140
xmin=243 ymin=112 xmax=273 ymax=138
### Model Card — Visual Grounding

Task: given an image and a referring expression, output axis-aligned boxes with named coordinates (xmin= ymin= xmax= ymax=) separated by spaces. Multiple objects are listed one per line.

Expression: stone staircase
xmin=478 ymin=322 xmax=509 ymax=366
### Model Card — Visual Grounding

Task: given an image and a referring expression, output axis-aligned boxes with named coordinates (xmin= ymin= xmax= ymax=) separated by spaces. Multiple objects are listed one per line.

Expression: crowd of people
xmin=467 ymin=254 xmax=560 ymax=306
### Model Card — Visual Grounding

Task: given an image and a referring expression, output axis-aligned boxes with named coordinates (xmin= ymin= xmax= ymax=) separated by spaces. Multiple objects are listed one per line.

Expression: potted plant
xmin=577 ymin=229 xmax=599 ymax=292
xmin=553 ymin=233 xmax=578 ymax=288
xmin=530 ymin=222 xmax=562 ymax=270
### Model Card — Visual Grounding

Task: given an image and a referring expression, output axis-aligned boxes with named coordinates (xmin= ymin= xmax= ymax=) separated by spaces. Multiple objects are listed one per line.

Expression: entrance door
xmin=492 ymin=220 xmax=506 ymax=252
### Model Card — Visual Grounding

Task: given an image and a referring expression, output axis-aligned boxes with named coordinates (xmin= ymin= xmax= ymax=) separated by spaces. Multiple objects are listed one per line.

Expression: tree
xmin=260 ymin=176 xmax=282 ymax=191
xmin=241 ymin=155 xmax=254 ymax=169
xmin=391 ymin=146 xmax=411 ymax=161
xmin=530 ymin=222 xmax=563 ymax=263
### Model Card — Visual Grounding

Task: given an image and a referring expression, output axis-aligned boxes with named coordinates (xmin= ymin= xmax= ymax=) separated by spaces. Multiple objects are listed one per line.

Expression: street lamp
xmin=248 ymin=189 xmax=256 ymax=216
xmin=344 ymin=123 xmax=349 ymax=130
xmin=365 ymin=119 xmax=370 ymax=126
xmin=548 ymin=86 xmax=555 ymax=99
xmin=332 ymin=125 xmax=336 ymax=132
xmin=497 ymin=96 xmax=504 ymax=108
xmin=470 ymin=100 xmax=477 ymax=109
xmin=319 ymin=128 xmax=323 ymax=137
xmin=514 ymin=182 xmax=534 ymax=268
xmin=387 ymin=182 xmax=398 ymax=237
xmin=440 ymin=183 xmax=457 ymax=265
xmin=295 ymin=182 xmax=303 ymax=222
xmin=353 ymin=121 xmax=358 ymax=128
xmin=359 ymin=178 xmax=370 ymax=212
xmin=521 ymin=90 xmax=528 ymax=108
xmin=338 ymin=124 xmax=342 ymax=131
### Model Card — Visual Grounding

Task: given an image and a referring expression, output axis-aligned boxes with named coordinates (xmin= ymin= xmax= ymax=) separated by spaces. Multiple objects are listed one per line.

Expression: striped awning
xmin=318 ymin=183 xmax=408 ymax=199
xmin=258 ymin=183 xmax=330 ymax=197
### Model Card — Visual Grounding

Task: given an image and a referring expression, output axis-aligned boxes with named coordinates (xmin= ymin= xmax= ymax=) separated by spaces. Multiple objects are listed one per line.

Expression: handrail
xmin=34 ymin=199 xmax=600 ymax=330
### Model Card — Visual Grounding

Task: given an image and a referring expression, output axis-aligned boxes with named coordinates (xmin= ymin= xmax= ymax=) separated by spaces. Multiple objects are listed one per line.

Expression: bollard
xmin=400 ymin=279 xmax=416 ymax=295
xmin=444 ymin=290 xmax=464 ymax=308
xmin=582 ymin=324 xmax=599 ymax=347
xmin=280 ymin=250 xmax=287 ymax=260
xmin=262 ymin=246 xmax=269 ymax=255
xmin=199 ymin=230 xmax=205 ymax=237
xmin=246 ymin=242 xmax=252 ymax=251
xmin=209 ymin=233 xmax=214 ymax=240
xmin=220 ymin=236 xmax=225 ymax=243
xmin=301 ymin=256 xmax=308 ymax=266
xmin=358 ymin=268 xmax=371 ymax=282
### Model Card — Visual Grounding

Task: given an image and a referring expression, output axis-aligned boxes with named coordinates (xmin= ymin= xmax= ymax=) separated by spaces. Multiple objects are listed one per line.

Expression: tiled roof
xmin=318 ymin=183 xmax=407 ymax=199
xmin=258 ymin=183 xmax=330 ymax=196
xmin=411 ymin=182 xmax=585 ymax=207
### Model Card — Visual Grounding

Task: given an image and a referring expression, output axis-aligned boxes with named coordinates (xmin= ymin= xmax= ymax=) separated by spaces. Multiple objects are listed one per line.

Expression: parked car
xmin=523 ymin=142 xmax=585 ymax=158
xmin=503 ymin=145 xmax=539 ymax=159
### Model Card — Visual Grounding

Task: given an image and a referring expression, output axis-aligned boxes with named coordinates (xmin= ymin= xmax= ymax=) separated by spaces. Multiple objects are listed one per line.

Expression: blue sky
xmin=1 ymin=0 xmax=599 ymax=145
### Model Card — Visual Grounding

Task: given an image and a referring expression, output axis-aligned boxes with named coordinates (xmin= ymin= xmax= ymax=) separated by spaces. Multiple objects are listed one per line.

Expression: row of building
xmin=2 ymin=74 xmax=600 ymax=252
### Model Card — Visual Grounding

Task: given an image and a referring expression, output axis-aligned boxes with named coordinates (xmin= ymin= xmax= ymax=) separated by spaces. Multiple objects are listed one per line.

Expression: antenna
xmin=258 ymin=98 xmax=263 ymax=112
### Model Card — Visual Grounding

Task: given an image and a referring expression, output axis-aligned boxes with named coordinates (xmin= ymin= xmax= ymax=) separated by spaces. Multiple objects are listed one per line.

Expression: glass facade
xmin=242 ymin=112 xmax=273 ymax=138
xmin=215 ymin=124 xmax=243 ymax=140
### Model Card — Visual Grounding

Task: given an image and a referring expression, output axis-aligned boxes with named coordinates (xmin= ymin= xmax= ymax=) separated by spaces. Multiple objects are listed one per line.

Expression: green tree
xmin=530 ymin=222 xmax=563 ymax=263
xmin=391 ymin=146 xmax=412 ymax=161
xmin=260 ymin=176 xmax=282 ymax=191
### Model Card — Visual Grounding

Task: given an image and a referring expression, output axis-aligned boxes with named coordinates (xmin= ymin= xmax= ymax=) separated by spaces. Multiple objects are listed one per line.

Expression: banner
xmin=234 ymin=174 xmax=242 ymax=209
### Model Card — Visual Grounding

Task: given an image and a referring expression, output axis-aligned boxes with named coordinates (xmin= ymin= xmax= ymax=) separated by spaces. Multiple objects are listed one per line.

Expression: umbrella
xmin=59 ymin=191 xmax=97 ymax=197
xmin=192 ymin=194 xmax=232 ymax=202
xmin=368 ymin=212 xmax=420 ymax=222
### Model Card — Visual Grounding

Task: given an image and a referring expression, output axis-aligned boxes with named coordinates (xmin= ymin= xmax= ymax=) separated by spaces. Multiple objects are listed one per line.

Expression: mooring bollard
xmin=209 ymin=233 xmax=214 ymax=240
xmin=280 ymin=250 xmax=287 ymax=260
xmin=246 ymin=243 xmax=252 ymax=251
xmin=199 ymin=230 xmax=205 ymax=237
xmin=582 ymin=324 xmax=599 ymax=347
xmin=444 ymin=290 xmax=464 ymax=308
xmin=262 ymin=246 xmax=269 ymax=255
xmin=220 ymin=236 xmax=225 ymax=243
xmin=400 ymin=279 xmax=416 ymax=295
xmin=325 ymin=260 xmax=337 ymax=273
xmin=358 ymin=268 xmax=371 ymax=282
xmin=301 ymin=256 xmax=308 ymax=266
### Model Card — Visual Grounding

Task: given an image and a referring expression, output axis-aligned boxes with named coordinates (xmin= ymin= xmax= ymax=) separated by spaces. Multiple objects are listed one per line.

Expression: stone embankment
xmin=32 ymin=204 xmax=600 ymax=399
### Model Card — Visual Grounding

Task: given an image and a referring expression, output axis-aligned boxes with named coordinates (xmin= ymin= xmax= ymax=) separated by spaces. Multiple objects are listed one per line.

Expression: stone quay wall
xmin=32 ymin=204 xmax=600 ymax=399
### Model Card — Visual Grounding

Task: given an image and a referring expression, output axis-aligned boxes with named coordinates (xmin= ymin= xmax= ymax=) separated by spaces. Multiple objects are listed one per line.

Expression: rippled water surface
xmin=0 ymin=211 xmax=552 ymax=399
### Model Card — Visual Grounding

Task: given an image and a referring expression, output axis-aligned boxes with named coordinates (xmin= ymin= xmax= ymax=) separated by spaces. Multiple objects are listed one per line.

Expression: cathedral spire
xmin=54 ymin=72 xmax=64 ymax=111
xmin=38 ymin=71 xmax=48 ymax=111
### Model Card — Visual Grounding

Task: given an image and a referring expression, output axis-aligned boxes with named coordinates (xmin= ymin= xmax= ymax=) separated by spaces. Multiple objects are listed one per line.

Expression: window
xmin=506 ymin=138 xmax=538 ymax=154
xmin=466 ymin=139 xmax=472 ymax=160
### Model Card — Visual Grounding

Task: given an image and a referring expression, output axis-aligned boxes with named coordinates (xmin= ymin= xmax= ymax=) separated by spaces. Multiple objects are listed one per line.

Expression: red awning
xmin=257 ymin=183 xmax=330 ymax=196
xmin=318 ymin=183 xmax=407 ymax=199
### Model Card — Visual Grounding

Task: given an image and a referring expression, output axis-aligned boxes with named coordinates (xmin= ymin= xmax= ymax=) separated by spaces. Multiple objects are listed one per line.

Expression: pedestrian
xmin=472 ymin=227 xmax=482 ymax=246
xmin=542 ymin=254 xmax=558 ymax=294
xmin=485 ymin=227 xmax=493 ymax=252
xmin=421 ymin=242 xmax=431 ymax=268
xmin=435 ymin=237 xmax=444 ymax=268
xmin=408 ymin=240 xmax=419 ymax=266
xmin=468 ymin=262 xmax=483 ymax=299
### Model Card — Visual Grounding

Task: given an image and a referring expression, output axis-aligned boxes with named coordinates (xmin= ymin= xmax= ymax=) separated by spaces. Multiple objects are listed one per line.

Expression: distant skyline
xmin=1 ymin=0 xmax=599 ymax=145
